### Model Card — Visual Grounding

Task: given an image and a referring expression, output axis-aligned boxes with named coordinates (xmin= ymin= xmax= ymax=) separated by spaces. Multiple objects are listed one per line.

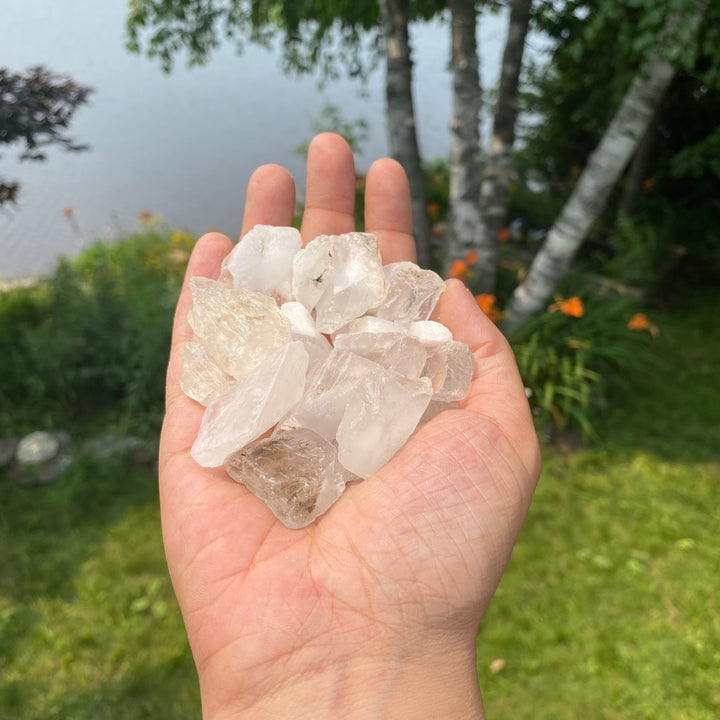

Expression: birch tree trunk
xmin=475 ymin=0 xmax=533 ymax=292
xmin=378 ymin=0 xmax=432 ymax=267
xmin=446 ymin=0 xmax=482 ymax=269
xmin=501 ymin=2 xmax=707 ymax=336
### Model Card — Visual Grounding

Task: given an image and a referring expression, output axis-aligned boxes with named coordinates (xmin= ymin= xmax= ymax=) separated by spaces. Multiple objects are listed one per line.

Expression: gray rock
xmin=16 ymin=431 xmax=61 ymax=465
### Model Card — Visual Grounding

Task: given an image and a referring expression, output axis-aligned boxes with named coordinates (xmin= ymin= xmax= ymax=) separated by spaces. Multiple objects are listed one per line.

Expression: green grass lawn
xmin=1 ymin=288 xmax=718 ymax=719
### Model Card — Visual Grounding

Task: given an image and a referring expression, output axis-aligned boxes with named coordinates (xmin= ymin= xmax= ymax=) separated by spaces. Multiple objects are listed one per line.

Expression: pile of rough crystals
xmin=182 ymin=225 xmax=475 ymax=529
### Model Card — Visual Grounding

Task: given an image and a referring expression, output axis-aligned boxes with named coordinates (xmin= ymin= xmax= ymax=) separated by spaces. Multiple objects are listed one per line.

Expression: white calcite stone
xmin=292 ymin=232 xmax=388 ymax=333
xmin=375 ymin=262 xmax=446 ymax=323
xmin=423 ymin=341 xmax=475 ymax=401
xmin=191 ymin=341 xmax=309 ymax=467
xmin=180 ymin=341 xmax=235 ymax=406
xmin=225 ymin=428 xmax=356 ymax=528
xmin=220 ymin=225 xmax=301 ymax=302
xmin=336 ymin=372 xmax=433 ymax=479
xmin=333 ymin=331 xmax=427 ymax=378
xmin=332 ymin=315 xmax=402 ymax=339
xmin=188 ymin=277 xmax=291 ymax=380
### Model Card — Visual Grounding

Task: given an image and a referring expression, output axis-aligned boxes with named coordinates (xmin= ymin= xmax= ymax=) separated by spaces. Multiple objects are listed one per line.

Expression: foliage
xmin=509 ymin=291 xmax=659 ymax=439
xmin=293 ymin=102 xmax=369 ymax=157
xmin=0 ymin=229 xmax=193 ymax=436
xmin=0 ymin=66 xmax=93 ymax=206
xmin=126 ymin=0 xmax=444 ymax=80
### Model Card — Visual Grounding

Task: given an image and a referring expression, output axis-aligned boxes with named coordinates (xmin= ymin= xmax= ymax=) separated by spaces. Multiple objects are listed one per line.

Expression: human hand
xmin=159 ymin=133 xmax=541 ymax=720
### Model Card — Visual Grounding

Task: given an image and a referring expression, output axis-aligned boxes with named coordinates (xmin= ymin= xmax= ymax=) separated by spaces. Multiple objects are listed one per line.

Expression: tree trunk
xmin=501 ymin=3 xmax=707 ymax=336
xmin=446 ymin=0 xmax=482 ymax=270
xmin=377 ymin=0 xmax=432 ymax=268
xmin=475 ymin=0 xmax=533 ymax=292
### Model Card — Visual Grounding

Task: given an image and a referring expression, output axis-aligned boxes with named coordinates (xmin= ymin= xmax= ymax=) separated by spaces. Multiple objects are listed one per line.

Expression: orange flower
xmin=549 ymin=296 xmax=584 ymax=318
xmin=497 ymin=227 xmax=511 ymax=243
xmin=137 ymin=209 xmax=153 ymax=221
xmin=560 ymin=297 xmax=584 ymax=318
xmin=449 ymin=259 xmax=469 ymax=278
xmin=61 ymin=206 xmax=74 ymax=218
xmin=475 ymin=294 xmax=496 ymax=314
xmin=627 ymin=313 xmax=650 ymax=330
xmin=465 ymin=250 xmax=479 ymax=264
xmin=628 ymin=313 xmax=659 ymax=336
xmin=426 ymin=201 xmax=441 ymax=219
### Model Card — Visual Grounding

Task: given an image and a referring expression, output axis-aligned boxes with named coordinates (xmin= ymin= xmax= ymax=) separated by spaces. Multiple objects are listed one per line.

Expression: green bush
xmin=0 ymin=230 xmax=193 ymax=435
xmin=510 ymin=293 xmax=659 ymax=439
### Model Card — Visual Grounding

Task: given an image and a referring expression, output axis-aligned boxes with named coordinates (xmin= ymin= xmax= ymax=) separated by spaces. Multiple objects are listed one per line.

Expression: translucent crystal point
xmin=423 ymin=340 xmax=475 ymax=401
xmin=220 ymin=224 xmax=301 ymax=302
xmin=180 ymin=341 xmax=235 ymax=406
xmin=191 ymin=341 xmax=309 ymax=467
xmin=188 ymin=277 xmax=291 ymax=380
xmin=336 ymin=372 xmax=433 ymax=479
xmin=292 ymin=232 xmax=388 ymax=333
xmin=333 ymin=331 xmax=427 ymax=378
xmin=225 ymin=428 xmax=355 ymax=528
xmin=374 ymin=262 xmax=446 ymax=323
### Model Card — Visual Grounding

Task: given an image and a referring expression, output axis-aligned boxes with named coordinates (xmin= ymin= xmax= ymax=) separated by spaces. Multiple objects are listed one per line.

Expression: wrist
xmin=200 ymin=631 xmax=484 ymax=720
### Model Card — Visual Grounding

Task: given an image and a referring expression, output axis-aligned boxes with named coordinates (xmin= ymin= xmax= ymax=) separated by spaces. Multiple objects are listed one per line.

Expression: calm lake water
xmin=1 ymin=0 xmax=532 ymax=279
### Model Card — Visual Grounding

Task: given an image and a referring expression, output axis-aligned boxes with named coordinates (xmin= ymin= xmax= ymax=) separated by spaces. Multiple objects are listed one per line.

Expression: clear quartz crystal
xmin=191 ymin=341 xmax=309 ymax=467
xmin=225 ymin=428 xmax=355 ymax=529
xmin=374 ymin=262 xmax=446 ymax=323
xmin=180 ymin=341 xmax=235 ymax=406
xmin=220 ymin=225 xmax=301 ymax=302
xmin=183 ymin=229 xmax=478 ymax=528
xmin=423 ymin=340 xmax=475 ymax=401
xmin=292 ymin=232 xmax=388 ymax=333
xmin=333 ymin=331 xmax=427 ymax=378
xmin=280 ymin=301 xmax=332 ymax=373
xmin=336 ymin=371 xmax=433 ymax=479
xmin=188 ymin=277 xmax=291 ymax=380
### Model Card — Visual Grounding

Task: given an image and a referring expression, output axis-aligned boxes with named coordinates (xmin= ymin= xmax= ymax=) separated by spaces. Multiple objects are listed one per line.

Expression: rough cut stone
xmin=225 ymin=428 xmax=355 ymax=528
xmin=191 ymin=341 xmax=309 ymax=467
xmin=406 ymin=320 xmax=454 ymax=348
xmin=187 ymin=277 xmax=291 ymax=381
xmin=280 ymin=301 xmax=332 ymax=372
xmin=333 ymin=331 xmax=427 ymax=378
xmin=181 ymin=341 xmax=235 ymax=406
xmin=336 ymin=372 xmax=433 ymax=479
xmin=374 ymin=262 xmax=446 ymax=323
xmin=292 ymin=232 xmax=387 ymax=333
xmin=423 ymin=341 xmax=476 ymax=401
xmin=220 ymin=225 xmax=301 ymax=302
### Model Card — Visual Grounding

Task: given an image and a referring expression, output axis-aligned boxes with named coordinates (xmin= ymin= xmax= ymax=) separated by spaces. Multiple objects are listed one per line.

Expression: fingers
xmin=300 ymin=133 xmax=356 ymax=245
xmin=364 ymin=158 xmax=417 ymax=264
xmin=240 ymin=164 xmax=296 ymax=237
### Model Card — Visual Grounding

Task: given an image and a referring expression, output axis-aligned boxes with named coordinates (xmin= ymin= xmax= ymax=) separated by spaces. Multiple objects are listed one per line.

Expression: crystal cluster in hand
xmin=181 ymin=225 xmax=475 ymax=529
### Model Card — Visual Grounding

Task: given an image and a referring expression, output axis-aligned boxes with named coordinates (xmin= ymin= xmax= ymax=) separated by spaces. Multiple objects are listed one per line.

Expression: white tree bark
xmin=501 ymin=1 xmax=707 ymax=335
xmin=446 ymin=0 xmax=483 ymax=269
xmin=378 ymin=0 xmax=432 ymax=267
xmin=475 ymin=0 xmax=533 ymax=292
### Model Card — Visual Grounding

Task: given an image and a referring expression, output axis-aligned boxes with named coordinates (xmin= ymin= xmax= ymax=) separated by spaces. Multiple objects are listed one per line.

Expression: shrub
xmin=0 ymin=229 xmax=193 ymax=435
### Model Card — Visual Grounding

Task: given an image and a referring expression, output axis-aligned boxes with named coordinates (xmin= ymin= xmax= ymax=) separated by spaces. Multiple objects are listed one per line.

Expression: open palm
xmin=159 ymin=134 xmax=541 ymax=719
